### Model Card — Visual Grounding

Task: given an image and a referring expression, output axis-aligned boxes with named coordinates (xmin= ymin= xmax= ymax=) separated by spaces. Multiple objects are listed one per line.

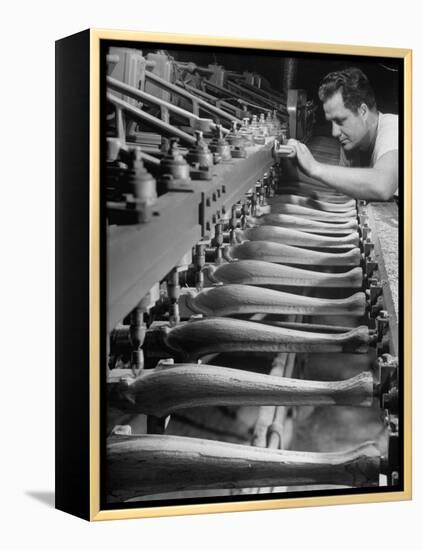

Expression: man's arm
xmin=285 ymin=140 xmax=398 ymax=201
xmin=280 ymin=155 xmax=332 ymax=188
xmin=312 ymin=151 xmax=398 ymax=201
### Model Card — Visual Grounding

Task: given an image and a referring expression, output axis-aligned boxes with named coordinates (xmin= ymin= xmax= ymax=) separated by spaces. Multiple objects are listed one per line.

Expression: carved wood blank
xmin=239 ymin=226 xmax=359 ymax=249
xmin=268 ymin=194 xmax=356 ymax=213
xmin=206 ymin=261 xmax=363 ymax=288
xmin=107 ymin=435 xmax=380 ymax=500
xmin=225 ymin=241 xmax=361 ymax=266
xmin=180 ymin=285 xmax=366 ymax=317
xmin=249 ymin=213 xmax=357 ymax=234
xmin=164 ymin=318 xmax=373 ymax=359
xmin=117 ymin=364 xmax=375 ymax=417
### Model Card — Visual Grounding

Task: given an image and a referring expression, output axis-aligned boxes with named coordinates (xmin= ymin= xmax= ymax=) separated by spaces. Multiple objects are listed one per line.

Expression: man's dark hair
xmin=318 ymin=67 xmax=376 ymax=112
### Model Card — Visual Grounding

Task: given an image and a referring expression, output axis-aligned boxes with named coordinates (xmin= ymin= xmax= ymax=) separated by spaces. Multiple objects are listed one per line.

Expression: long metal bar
xmin=204 ymin=79 xmax=254 ymax=105
xmin=145 ymin=70 xmax=240 ymax=124
xmin=226 ymin=79 xmax=281 ymax=110
xmin=228 ymin=79 xmax=281 ymax=109
xmin=177 ymin=62 xmax=282 ymax=106
xmin=237 ymin=98 xmax=272 ymax=113
xmin=178 ymin=71 xmax=262 ymax=114
xmin=230 ymin=77 xmax=285 ymax=103
xmin=205 ymin=79 xmax=286 ymax=117
xmin=179 ymin=83 xmax=219 ymax=103
xmin=107 ymin=93 xmax=196 ymax=145
xmin=131 ymin=148 xmax=160 ymax=166
xmin=179 ymin=82 xmax=241 ymax=117
xmin=108 ymin=76 xmax=209 ymax=125
xmin=175 ymin=62 xmax=213 ymax=75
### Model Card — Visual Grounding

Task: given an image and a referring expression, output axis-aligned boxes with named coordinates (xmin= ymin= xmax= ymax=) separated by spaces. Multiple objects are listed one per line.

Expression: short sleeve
xmin=339 ymin=146 xmax=348 ymax=167
xmin=372 ymin=114 xmax=398 ymax=166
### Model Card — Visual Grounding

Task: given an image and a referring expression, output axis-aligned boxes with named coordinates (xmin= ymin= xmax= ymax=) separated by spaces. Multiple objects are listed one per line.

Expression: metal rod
xmin=234 ymin=78 xmax=285 ymax=103
xmin=179 ymin=82 xmax=240 ymax=118
xmin=108 ymin=76 xmax=215 ymax=129
xmin=107 ymin=93 xmax=196 ymax=145
xmin=236 ymin=98 xmax=272 ymax=113
xmin=205 ymin=79 xmax=257 ymax=106
xmin=124 ymin=144 xmax=160 ymax=166
xmin=145 ymin=70 xmax=240 ymax=124
xmin=226 ymin=79 xmax=281 ymax=110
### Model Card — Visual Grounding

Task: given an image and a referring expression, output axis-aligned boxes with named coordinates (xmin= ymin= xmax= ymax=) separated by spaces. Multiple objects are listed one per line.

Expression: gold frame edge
xmin=402 ymin=49 xmax=412 ymax=502
xmin=88 ymin=28 xmax=412 ymax=522
xmin=90 ymin=29 xmax=101 ymax=521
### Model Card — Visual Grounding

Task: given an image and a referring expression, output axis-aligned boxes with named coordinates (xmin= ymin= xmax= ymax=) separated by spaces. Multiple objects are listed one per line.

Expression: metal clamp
xmin=380 ymin=429 xmax=400 ymax=486
xmin=374 ymin=353 xmax=398 ymax=414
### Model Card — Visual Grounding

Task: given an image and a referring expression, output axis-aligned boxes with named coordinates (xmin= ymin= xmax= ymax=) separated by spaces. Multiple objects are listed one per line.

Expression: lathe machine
xmin=103 ymin=46 xmax=400 ymax=505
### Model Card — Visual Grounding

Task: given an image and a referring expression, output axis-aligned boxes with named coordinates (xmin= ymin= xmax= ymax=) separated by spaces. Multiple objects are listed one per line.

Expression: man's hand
xmin=287 ymin=139 xmax=321 ymax=180
xmin=284 ymin=140 xmax=398 ymax=200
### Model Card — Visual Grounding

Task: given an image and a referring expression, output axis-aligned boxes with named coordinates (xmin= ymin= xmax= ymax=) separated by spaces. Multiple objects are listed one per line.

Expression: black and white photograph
xmin=4 ymin=0 xmax=421 ymax=543
xmin=4 ymin=0 xmax=422 ymax=542
xmin=101 ymin=35 xmax=408 ymax=515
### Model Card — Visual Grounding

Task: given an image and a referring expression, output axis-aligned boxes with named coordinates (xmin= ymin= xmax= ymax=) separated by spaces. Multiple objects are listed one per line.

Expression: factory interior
xmin=103 ymin=43 xmax=400 ymax=506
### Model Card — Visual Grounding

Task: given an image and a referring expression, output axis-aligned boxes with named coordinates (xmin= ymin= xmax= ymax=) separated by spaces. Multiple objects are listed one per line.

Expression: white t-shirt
xmin=340 ymin=112 xmax=398 ymax=167
xmin=339 ymin=112 xmax=399 ymax=196
xmin=371 ymin=113 xmax=399 ymax=166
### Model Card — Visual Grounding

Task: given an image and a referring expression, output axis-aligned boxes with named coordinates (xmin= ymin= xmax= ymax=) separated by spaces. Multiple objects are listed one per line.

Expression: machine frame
xmin=55 ymin=28 xmax=412 ymax=521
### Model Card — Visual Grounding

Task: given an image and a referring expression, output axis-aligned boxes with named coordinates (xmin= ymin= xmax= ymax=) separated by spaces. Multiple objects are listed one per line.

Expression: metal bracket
xmin=360 ymin=223 xmax=371 ymax=241
xmin=380 ymin=428 xmax=400 ymax=486
xmin=367 ymin=278 xmax=383 ymax=304
xmin=363 ymin=237 xmax=375 ymax=257
xmin=364 ymin=258 xmax=379 ymax=279
xmin=374 ymin=353 xmax=398 ymax=413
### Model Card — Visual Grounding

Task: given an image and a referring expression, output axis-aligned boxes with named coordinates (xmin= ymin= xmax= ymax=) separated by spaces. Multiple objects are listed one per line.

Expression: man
xmin=283 ymin=67 xmax=398 ymax=201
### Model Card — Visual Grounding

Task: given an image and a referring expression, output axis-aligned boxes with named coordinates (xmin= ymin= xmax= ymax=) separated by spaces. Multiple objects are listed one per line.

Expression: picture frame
xmin=55 ymin=28 xmax=412 ymax=521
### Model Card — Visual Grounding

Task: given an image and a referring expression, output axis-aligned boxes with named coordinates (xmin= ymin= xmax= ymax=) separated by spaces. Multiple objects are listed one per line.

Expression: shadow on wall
xmin=25 ymin=491 xmax=55 ymax=508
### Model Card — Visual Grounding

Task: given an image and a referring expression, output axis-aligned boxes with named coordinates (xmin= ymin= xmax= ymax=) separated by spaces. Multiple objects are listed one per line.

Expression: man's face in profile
xmin=323 ymin=90 xmax=367 ymax=152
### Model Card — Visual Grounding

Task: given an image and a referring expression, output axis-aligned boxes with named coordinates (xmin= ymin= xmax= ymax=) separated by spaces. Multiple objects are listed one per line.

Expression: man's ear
xmin=358 ymin=103 xmax=369 ymax=119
